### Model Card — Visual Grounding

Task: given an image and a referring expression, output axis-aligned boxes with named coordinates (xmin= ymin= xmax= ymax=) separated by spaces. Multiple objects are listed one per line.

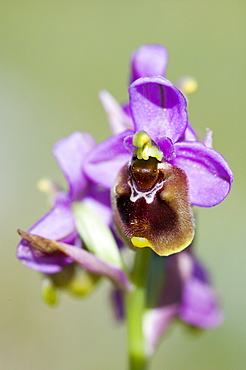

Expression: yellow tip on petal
xmin=41 ymin=278 xmax=59 ymax=306
xmin=131 ymin=236 xmax=152 ymax=249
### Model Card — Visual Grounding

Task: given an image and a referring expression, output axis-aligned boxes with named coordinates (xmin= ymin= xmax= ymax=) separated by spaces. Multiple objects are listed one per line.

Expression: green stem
xmin=125 ymin=248 xmax=152 ymax=370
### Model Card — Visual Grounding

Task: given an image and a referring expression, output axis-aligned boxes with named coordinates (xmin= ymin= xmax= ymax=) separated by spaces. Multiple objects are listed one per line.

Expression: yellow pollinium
xmin=42 ymin=278 xmax=59 ymax=306
xmin=131 ymin=236 xmax=152 ymax=249
xmin=177 ymin=76 xmax=198 ymax=95
xmin=65 ymin=271 xmax=100 ymax=297
xmin=36 ymin=177 xmax=59 ymax=197
xmin=133 ymin=131 xmax=163 ymax=162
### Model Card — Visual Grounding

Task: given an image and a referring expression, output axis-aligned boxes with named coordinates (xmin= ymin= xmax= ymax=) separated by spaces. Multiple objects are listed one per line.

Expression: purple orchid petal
xmin=122 ymin=102 xmax=132 ymax=117
xmin=156 ymin=136 xmax=176 ymax=161
xmin=144 ymin=304 xmax=178 ymax=356
xmin=179 ymin=278 xmax=224 ymax=328
xmin=84 ymin=130 xmax=132 ymax=188
xmin=82 ymin=185 xmax=112 ymax=227
xmin=123 ymin=134 xmax=135 ymax=153
xmin=172 ymin=142 xmax=233 ymax=206
xmin=193 ymin=258 xmax=210 ymax=283
xmin=203 ymin=130 xmax=213 ymax=148
xmin=130 ymin=44 xmax=168 ymax=84
xmin=182 ymin=122 xmax=197 ymax=141
xmin=129 ymin=76 xmax=188 ymax=142
xmin=178 ymin=252 xmax=223 ymax=328
xmin=99 ymin=90 xmax=134 ymax=135
xmin=17 ymin=204 xmax=77 ymax=273
xmin=53 ymin=132 xmax=96 ymax=201
xmin=111 ymin=289 xmax=125 ymax=321
xmin=57 ymin=242 xmax=132 ymax=293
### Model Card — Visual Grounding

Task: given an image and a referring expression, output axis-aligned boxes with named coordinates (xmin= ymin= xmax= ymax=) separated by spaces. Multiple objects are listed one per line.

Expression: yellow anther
xmin=176 ymin=76 xmax=198 ymax=95
xmin=132 ymin=131 xmax=163 ymax=162
xmin=36 ymin=178 xmax=58 ymax=196
xmin=41 ymin=278 xmax=59 ymax=306
xmin=133 ymin=131 xmax=151 ymax=147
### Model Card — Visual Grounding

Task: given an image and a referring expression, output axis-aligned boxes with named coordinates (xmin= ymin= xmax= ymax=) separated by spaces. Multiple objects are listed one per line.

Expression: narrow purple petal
xmin=179 ymin=278 xmax=224 ymax=328
xmin=182 ymin=122 xmax=197 ymax=141
xmin=130 ymin=44 xmax=168 ymax=84
xmin=122 ymin=102 xmax=131 ymax=117
xmin=203 ymin=130 xmax=213 ymax=148
xmin=144 ymin=304 xmax=178 ymax=356
xmin=129 ymin=77 xmax=188 ymax=142
xmin=156 ymin=136 xmax=176 ymax=161
xmin=111 ymin=289 xmax=125 ymax=321
xmin=173 ymin=142 xmax=233 ymax=206
xmin=57 ymin=242 xmax=132 ymax=293
xmin=17 ymin=204 xmax=77 ymax=273
xmin=99 ymin=90 xmax=134 ymax=134
xmin=53 ymin=132 xmax=96 ymax=201
xmin=84 ymin=130 xmax=132 ymax=188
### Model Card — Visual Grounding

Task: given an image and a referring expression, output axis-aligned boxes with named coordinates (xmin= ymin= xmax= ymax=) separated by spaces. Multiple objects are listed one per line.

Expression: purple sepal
xmin=179 ymin=278 xmax=224 ymax=328
xmin=129 ymin=76 xmax=188 ymax=142
xmin=57 ymin=242 xmax=132 ymax=293
xmin=17 ymin=204 xmax=78 ymax=273
xmin=99 ymin=90 xmax=134 ymax=135
xmin=182 ymin=122 xmax=197 ymax=141
xmin=130 ymin=44 xmax=168 ymax=84
xmin=84 ymin=130 xmax=132 ymax=188
xmin=122 ymin=102 xmax=131 ymax=117
xmin=111 ymin=289 xmax=125 ymax=321
xmin=53 ymin=132 xmax=96 ymax=201
xmin=144 ymin=304 xmax=178 ymax=356
xmin=179 ymin=256 xmax=223 ymax=328
xmin=143 ymin=249 xmax=223 ymax=354
xmin=203 ymin=130 xmax=213 ymax=148
xmin=172 ymin=142 xmax=233 ymax=206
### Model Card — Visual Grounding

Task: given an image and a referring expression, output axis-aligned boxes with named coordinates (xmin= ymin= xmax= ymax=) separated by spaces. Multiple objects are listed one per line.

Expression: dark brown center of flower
xmin=129 ymin=157 xmax=159 ymax=191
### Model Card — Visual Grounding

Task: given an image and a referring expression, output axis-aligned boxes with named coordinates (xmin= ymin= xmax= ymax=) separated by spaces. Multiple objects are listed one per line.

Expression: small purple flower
xmin=144 ymin=247 xmax=223 ymax=355
xmin=17 ymin=230 xmax=132 ymax=293
xmin=17 ymin=131 xmax=112 ymax=273
xmin=86 ymin=76 xmax=233 ymax=207
xmin=110 ymin=244 xmax=223 ymax=356
xmin=84 ymin=76 xmax=233 ymax=256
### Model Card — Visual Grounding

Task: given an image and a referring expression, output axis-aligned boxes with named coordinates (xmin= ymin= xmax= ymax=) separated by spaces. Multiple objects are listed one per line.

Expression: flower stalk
xmin=125 ymin=248 xmax=152 ymax=370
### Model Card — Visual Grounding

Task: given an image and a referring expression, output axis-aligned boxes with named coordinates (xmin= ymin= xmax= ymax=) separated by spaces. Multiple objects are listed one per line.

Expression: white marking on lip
xmin=128 ymin=180 xmax=164 ymax=204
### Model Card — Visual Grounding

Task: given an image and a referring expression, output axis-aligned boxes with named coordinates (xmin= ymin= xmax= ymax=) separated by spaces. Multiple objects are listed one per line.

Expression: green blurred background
xmin=1 ymin=1 xmax=245 ymax=369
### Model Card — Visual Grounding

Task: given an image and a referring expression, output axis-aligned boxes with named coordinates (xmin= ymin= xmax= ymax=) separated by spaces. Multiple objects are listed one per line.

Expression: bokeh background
xmin=1 ymin=1 xmax=245 ymax=369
